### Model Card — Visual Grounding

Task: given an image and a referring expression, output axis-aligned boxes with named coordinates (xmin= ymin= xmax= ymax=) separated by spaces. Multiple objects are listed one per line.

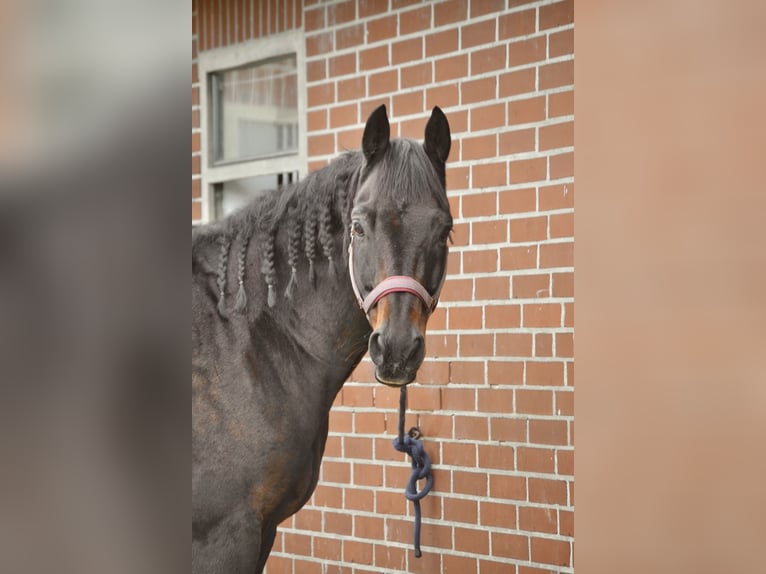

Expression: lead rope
xmin=392 ymin=386 xmax=434 ymax=558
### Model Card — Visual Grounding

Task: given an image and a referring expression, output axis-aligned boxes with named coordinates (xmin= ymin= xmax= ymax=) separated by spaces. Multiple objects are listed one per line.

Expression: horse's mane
xmin=192 ymin=150 xmax=365 ymax=315
xmin=192 ymin=138 xmax=446 ymax=317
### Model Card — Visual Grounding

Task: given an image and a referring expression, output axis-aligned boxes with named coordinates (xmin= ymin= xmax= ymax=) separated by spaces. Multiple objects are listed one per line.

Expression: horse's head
xmin=349 ymin=105 xmax=452 ymax=387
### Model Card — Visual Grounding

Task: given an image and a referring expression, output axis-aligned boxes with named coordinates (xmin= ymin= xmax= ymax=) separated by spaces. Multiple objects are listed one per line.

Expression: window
xmin=198 ymin=32 xmax=306 ymax=222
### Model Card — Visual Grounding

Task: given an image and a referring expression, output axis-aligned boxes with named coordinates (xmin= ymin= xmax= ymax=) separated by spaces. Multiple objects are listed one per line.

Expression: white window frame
xmin=197 ymin=30 xmax=307 ymax=224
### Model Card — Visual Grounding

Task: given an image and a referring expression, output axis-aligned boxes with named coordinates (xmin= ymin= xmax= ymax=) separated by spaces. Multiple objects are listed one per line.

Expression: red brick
xmin=487 ymin=361 xmax=524 ymax=386
xmin=526 ymin=362 xmax=565 ymax=388
xmin=426 ymin=84 xmax=459 ymax=109
xmin=191 ymin=179 xmax=201 ymax=199
xmin=304 ymin=6 xmax=324 ymax=31
xmin=462 ymin=248 xmax=497 ymax=274
xmin=453 ymin=470 xmax=488 ymax=496
xmin=550 ymin=151 xmax=574 ymax=178
xmin=306 ymin=60 xmax=327 ymax=82
xmin=540 ymin=0 xmax=574 ymax=29
xmin=392 ymin=90 xmax=423 ymax=117
xmin=500 ymin=244 xmax=538 ymax=270
xmin=481 ymin=501 xmax=517 ymax=529
xmin=461 ymin=75 xmax=496 ymax=103
xmin=540 ymin=241 xmax=573 ymax=268
xmin=500 ymin=68 xmax=536 ymax=97
xmin=510 ymin=157 xmax=547 ymax=184
xmin=496 ymin=333 xmax=533 ymax=357
xmin=442 ymin=442 xmax=476 ymax=467
xmin=368 ymin=70 xmax=397 ymax=96
xmin=426 ymin=28 xmax=458 ymax=57
xmin=555 ymin=332 xmax=574 ymax=359
xmin=492 ymin=532 xmax=529 ymax=560
xmin=407 ymin=386 xmax=441 ymax=410
xmin=355 ymin=515 xmax=384 ymax=539
xmin=329 ymin=103 xmax=357 ymax=128
xmin=539 ymin=183 xmax=574 ymax=210
xmin=392 ymin=37 xmax=422 ymax=64
xmin=540 ymin=60 xmax=574 ymax=90
xmin=461 ymin=134 xmax=496 ymax=161
xmin=283 ymin=532 xmax=311 ymax=556
xmin=510 ymin=216 xmax=547 ymax=242
xmin=461 ymin=19 xmax=496 ymax=49
xmin=308 ymin=82 xmax=334 ymax=107
xmin=477 ymin=388 xmax=514 ymax=413
xmin=485 ymin=303 xmax=521 ymax=329
xmin=401 ymin=61 xmax=432 ymax=88
xmin=448 ymin=306 xmax=483 ymax=329
xmin=531 ymin=537 xmax=571 ymax=567
xmin=455 ymin=415 xmax=489 ymax=441
xmin=536 ymin=333 xmax=553 ymax=357
xmin=314 ymin=535 xmax=342 ymax=560
xmin=444 ymin=555 xmax=477 ymax=574
xmin=509 ymin=35 xmax=546 ymax=67
xmin=399 ymin=5 xmax=431 ymax=35
xmin=329 ymin=53 xmax=356 ymax=77
xmin=516 ymin=389 xmax=553 ymax=415
xmin=192 ymin=201 xmax=201 ymax=221
xmin=529 ymin=476 xmax=569 ymax=505
xmin=520 ymin=507 xmax=558 ymax=534
xmin=541 ymin=121 xmax=574 ymax=150
xmin=307 ymin=109 xmax=327 ymax=132
xmin=459 ymin=333 xmax=494 ymax=356
xmin=523 ymin=304 xmax=562 ymax=329
xmin=551 ymin=212 xmax=574 ymax=239
xmin=549 ymin=90 xmax=574 ymax=118
xmin=448 ymin=362 xmax=484 ymax=386
xmin=499 ymin=9 xmax=536 ymax=39
xmin=321 ymin=460 xmax=350 ymax=483
xmin=434 ymin=0 xmax=467 ymax=27
xmin=455 ymin=526 xmax=489 ymax=553
xmin=499 ymin=187 xmax=536 ymax=213
xmin=550 ymin=28 xmax=574 ymax=57
xmin=344 ymin=436 xmax=373 ymax=459
xmin=366 ymin=14 xmax=396 ymax=43
xmin=551 ymin=272 xmax=573 ymax=298
xmin=351 ymin=460 xmax=381 ymax=488
xmin=439 ymin=277 xmax=471 ymax=302
xmin=557 ymin=449 xmax=574 ymax=476
xmin=490 ymin=417 xmax=526 ymax=442
xmin=307 ymin=32 xmax=333 ymax=57
xmin=500 ymin=128 xmax=535 ymax=155
xmin=360 ymin=45 xmax=389 ymax=70
xmin=530 ymin=419 xmax=569 ymax=445
xmin=471 ymin=103 xmax=505 ymax=132
xmin=490 ymin=474 xmax=526 ymax=500
xmin=335 ymin=23 xmax=364 ymax=49
xmin=517 ymin=446 xmax=556 ymax=473
xmin=472 ymin=219 xmax=507 ymax=244
xmin=326 ymin=0 xmax=356 ymax=25
xmin=471 ymin=45 xmax=506 ymax=75
xmin=337 ymin=76 xmax=365 ymax=102
xmin=560 ymin=509 xmax=574 ymax=536
xmin=508 ymin=96 xmax=546 ymax=125
xmin=473 ymin=162 xmax=506 ymax=188
xmin=437 ymin=54 xmax=468 ymax=82
xmin=359 ymin=0 xmax=388 ymax=19
xmin=343 ymin=539 xmax=374 ymax=566
xmin=461 ymin=192 xmax=496 ymax=217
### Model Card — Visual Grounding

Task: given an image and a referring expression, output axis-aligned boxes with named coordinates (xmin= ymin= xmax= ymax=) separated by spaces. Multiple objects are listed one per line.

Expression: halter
xmin=347 ymin=233 xmax=445 ymax=318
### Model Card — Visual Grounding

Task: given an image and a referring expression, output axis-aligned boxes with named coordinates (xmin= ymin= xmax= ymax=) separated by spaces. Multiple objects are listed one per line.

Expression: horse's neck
xmin=244 ymin=230 xmax=371 ymax=413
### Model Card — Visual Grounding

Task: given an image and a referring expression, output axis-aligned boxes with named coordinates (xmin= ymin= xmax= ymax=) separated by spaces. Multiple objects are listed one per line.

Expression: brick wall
xmin=193 ymin=1 xmax=574 ymax=572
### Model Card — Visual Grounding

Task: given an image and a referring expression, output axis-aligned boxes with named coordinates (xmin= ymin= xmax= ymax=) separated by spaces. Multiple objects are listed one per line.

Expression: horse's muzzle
xmin=369 ymin=327 xmax=424 ymax=387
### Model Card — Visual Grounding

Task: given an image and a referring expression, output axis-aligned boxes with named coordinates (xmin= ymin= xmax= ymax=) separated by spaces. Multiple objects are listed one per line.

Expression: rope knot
xmin=392 ymin=387 xmax=433 ymax=558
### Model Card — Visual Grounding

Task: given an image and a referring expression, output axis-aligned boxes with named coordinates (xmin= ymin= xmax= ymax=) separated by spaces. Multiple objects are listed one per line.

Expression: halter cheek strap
xmin=348 ymin=236 xmax=443 ymax=317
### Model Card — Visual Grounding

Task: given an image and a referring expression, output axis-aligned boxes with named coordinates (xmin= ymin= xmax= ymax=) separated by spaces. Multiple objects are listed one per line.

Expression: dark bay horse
xmin=192 ymin=105 xmax=452 ymax=573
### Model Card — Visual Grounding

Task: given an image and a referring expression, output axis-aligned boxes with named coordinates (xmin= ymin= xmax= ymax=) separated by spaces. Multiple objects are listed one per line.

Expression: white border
xmin=198 ymin=30 xmax=307 ymax=223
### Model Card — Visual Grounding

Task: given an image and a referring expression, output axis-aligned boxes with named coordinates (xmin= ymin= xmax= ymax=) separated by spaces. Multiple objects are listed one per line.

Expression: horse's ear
xmin=424 ymin=106 xmax=451 ymax=164
xmin=362 ymin=104 xmax=390 ymax=164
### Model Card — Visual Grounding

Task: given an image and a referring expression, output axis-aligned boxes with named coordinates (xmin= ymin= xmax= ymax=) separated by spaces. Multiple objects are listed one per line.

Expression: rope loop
xmin=392 ymin=387 xmax=433 ymax=558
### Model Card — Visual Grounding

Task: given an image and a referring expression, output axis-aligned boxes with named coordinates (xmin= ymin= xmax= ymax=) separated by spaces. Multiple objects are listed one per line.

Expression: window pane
xmin=214 ymin=172 xmax=298 ymax=220
xmin=211 ymin=54 xmax=298 ymax=163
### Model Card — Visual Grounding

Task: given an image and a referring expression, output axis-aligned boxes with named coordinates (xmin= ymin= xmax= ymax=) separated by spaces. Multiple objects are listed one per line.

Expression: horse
xmin=192 ymin=104 xmax=452 ymax=573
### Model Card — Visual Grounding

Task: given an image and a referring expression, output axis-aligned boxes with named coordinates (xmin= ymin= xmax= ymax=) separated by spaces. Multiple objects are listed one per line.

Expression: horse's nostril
xmin=407 ymin=335 xmax=424 ymax=364
xmin=369 ymin=330 xmax=385 ymax=363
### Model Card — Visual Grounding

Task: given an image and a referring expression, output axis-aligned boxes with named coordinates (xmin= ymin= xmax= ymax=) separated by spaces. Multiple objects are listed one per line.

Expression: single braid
xmin=261 ymin=230 xmax=277 ymax=307
xmin=216 ymin=237 xmax=231 ymax=317
xmin=285 ymin=207 xmax=301 ymax=300
xmin=303 ymin=215 xmax=318 ymax=287
xmin=318 ymin=198 xmax=336 ymax=278
xmin=233 ymin=232 xmax=250 ymax=313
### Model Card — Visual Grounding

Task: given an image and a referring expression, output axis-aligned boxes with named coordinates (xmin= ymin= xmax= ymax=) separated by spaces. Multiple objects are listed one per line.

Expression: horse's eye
xmin=351 ymin=221 xmax=365 ymax=237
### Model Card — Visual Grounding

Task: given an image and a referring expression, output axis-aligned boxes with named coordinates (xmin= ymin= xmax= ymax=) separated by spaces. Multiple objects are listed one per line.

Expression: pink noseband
xmin=348 ymin=236 xmax=443 ymax=317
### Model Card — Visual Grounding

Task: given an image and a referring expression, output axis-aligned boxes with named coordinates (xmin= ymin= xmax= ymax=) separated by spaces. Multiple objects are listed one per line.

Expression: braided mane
xmin=192 ymin=150 xmax=365 ymax=317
